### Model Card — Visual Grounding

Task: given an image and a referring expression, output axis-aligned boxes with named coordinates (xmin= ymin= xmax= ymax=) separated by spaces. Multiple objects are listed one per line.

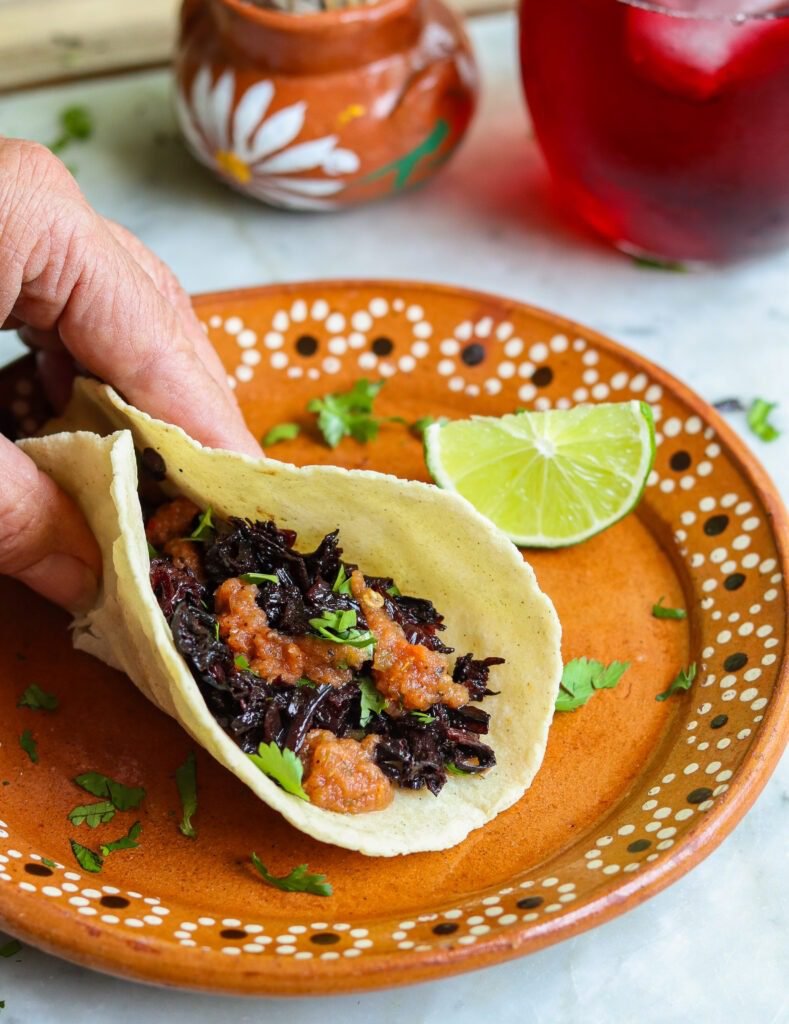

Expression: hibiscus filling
xmin=146 ymin=496 xmax=502 ymax=814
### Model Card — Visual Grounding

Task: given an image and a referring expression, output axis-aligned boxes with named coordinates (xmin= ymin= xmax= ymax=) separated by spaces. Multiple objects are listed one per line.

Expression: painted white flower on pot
xmin=176 ymin=66 xmax=361 ymax=211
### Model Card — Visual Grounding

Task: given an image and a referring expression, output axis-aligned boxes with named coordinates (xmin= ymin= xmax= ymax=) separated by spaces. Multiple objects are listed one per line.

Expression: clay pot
xmin=174 ymin=0 xmax=478 ymax=210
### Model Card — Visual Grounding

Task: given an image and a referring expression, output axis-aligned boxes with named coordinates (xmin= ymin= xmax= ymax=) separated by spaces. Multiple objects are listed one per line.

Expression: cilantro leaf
xmin=746 ymin=398 xmax=780 ymax=442
xmin=147 ymin=541 xmax=159 ymax=559
xmin=19 ymin=730 xmax=38 ymax=763
xmin=49 ymin=104 xmax=94 ymax=155
xmin=555 ymin=658 xmax=630 ymax=712
xmin=309 ymin=609 xmax=376 ymax=653
xmin=262 ymin=422 xmax=301 ymax=447
xmin=75 ymin=772 xmax=146 ymax=811
xmin=656 ymin=663 xmax=697 ymax=702
xmin=100 ymin=821 xmax=142 ymax=857
xmin=40 ymin=857 xmax=56 ymax=869
xmin=234 ymin=654 xmax=251 ymax=671
xmin=295 ymin=677 xmax=318 ymax=688
xmin=410 ymin=416 xmax=437 ymax=438
xmin=411 ymin=711 xmax=435 ymax=724
xmin=239 ymin=572 xmax=279 ymax=585
xmin=251 ymin=853 xmax=332 ymax=897
xmin=188 ymin=506 xmax=215 ymax=542
xmin=69 ymin=839 xmax=103 ymax=874
xmin=359 ymin=678 xmax=386 ymax=727
xmin=248 ymin=742 xmax=309 ymax=801
xmin=17 ymin=684 xmax=58 ymax=711
xmin=176 ymin=751 xmax=198 ymax=839
xmin=67 ymin=801 xmax=116 ymax=828
xmin=445 ymin=762 xmax=470 ymax=776
xmin=0 ymin=939 xmax=22 ymax=958
xmin=332 ymin=564 xmax=352 ymax=595
xmin=386 ymin=583 xmax=401 ymax=597
xmin=307 ymin=379 xmax=385 ymax=448
xmin=652 ymin=597 xmax=687 ymax=621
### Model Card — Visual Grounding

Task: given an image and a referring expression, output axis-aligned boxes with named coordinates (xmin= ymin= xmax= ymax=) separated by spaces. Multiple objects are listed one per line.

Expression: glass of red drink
xmin=519 ymin=0 xmax=789 ymax=263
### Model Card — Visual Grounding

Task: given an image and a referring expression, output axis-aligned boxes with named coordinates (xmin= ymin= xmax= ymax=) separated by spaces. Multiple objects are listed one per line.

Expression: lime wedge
xmin=424 ymin=402 xmax=656 ymax=548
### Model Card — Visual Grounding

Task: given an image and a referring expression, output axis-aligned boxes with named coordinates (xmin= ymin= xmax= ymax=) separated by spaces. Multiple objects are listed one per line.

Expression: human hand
xmin=0 ymin=139 xmax=261 ymax=611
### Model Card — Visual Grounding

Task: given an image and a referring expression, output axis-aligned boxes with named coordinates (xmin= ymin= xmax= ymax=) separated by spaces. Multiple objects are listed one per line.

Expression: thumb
xmin=0 ymin=435 xmax=101 ymax=611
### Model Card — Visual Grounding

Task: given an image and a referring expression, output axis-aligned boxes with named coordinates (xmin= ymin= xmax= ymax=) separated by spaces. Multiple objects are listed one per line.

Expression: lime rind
xmin=424 ymin=401 xmax=656 ymax=549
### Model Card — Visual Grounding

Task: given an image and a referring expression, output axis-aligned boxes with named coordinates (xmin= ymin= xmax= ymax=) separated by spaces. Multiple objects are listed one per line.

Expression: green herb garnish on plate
xmin=555 ymin=658 xmax=630 ymax=712
xmin=19 ymin=730 xmax=38 ymax=763
xmin=652 ymin=597 xmax=687 ymax=621
xmin=67 ymin=802 xmax=116 ymax=828
xmin=656 ymin=663 xmax=697 ymax=702
xmin=17 ymin=684 xmax=58 ymax=711
xmin=251 ymin=852 xmax=332 ymax=897
xmin=307 ymin=379 xmax=385 ymax=448
xmin=100 ymin=821 xmax=142 ymax=857
xmin=69 ymin=839 xmax=103 ymax=874
xmin=262 ymin=422 xmax=301 ymax=446
xmin=248 ymin=742 xmax=309 ymax=801
xmin=74 ymin=772 xmax=146 ymax=811
xmin=176 ymin=751 xmax=198 ymax=839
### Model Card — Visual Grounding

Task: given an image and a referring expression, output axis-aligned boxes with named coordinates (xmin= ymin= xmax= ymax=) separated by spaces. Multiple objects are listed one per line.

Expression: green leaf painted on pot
xmin=365 ymin=119 xmax=451 ymax=191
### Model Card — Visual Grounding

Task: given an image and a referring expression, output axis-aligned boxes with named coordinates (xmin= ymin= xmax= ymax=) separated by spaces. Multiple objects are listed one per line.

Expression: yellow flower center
xmin=215 ymin=150 xmax=251 ymax=184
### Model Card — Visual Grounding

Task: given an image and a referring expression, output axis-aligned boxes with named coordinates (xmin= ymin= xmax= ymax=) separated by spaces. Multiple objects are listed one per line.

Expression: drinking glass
xmin=519 ymin=0 xmax=789 ymax=263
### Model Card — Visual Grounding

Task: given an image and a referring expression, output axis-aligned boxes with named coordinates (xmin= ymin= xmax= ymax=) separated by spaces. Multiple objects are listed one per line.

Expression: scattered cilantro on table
xmin=262 ymin=422 xmax=301 ymax=447
xmin=19 ymin=730 xmax=38 ymax=764
xmin=555 ymin=658 xmax=630 ymax=712
xmin=307 ymin=379 xmax=385 ymax=447
xmin=74 ymin=772 xmax=145 ymax=811
xmin=48 ymin=104 xmax=93 ymax=162
xmin=67 ymin=801 xmax=116 ymax=828
xmin=652 ymin=597 xmax=687 ymax=621
xmin=248 ymin=742 xmax=309 ymax=800
xmin=251 ymin=853 xmax=332 ymax=897
xmin=656 ymin=663 xmax=697 ymax=702
xmin=17 ymin=684 xmax=58 ymax=711
xmin=746 ymin=398 xmax=780 ymax=442
xmin=176 ymin=751 xmax=198 ymax=839
xmin=359 ymin=678 xmax=386 ymax=727
xmin=100 ymin=821 xmax=142 ymax=857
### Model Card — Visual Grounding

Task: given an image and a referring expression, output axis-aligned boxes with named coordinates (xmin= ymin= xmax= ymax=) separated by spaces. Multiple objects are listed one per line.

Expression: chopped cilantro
xmin=652 ymin=597 xmax=687 ymax=621
xmin=411 ymin=711 xmax=435 ymax=724
xmin=67 ymin=801 xmax=116 ymax=828
xmin=213 ymin=620 xmax=220 ymax=641
xmin=176 ymin=751 xmax=198 ymax=839
xmin=41 ymin=857 xmax=56 ymax=869
xmin=309 ymin=609 xmax=376 ymax=653
xmin=746 ymin=398 xmax=780 ymax=442
xmin=248 ymin=741 xmax=309 ymax=801
xmin=359 ymin=678 xmax=386 ymax=727
xmin=19 ymin=730 xmax=38 ymax=763
xmin=445 ymin=762 xmax=469 ymax=776
xmin=188 ymin=506 xmax=215 ymax=542
xmin=251 ymin=853 xmax=332 ymax=897
xmin=147 ymin=541 xmax=159 ymax=559
xmin=555 ymin=658 xmax=630 ymax=712
xmin=656 ymin=663 xmax=697 ymax=702
xmin=48 ymin=104 xmax=94 ymax=155
xmin=100 ymin=821 xmax=142 ymax=857
xmin=386 ymin=583 xmax=401 ymax=597
xmin=69 ymin=839 xmax=103 ymax=874
xmin=632 ymin=255 xmax=687 ymax=272
xmin=262 ymin=422 xmax=301 ymax=446
xmin=332 ymin=564 xmax=352 ymax=595
xmin=17 ymin=684 xmax=58 ymax=711
xmin=410 ymin=416 xmax=438 ymax=438
xmin=307 ymin=379 xmax=385 ymax=448
xmin=0 ymin=939 xmax=21 ymax=958
xmin=239 ymin=572 xmax=279 ymax=585
xmin=74 ymin=772 xmax=145 ymax=811
xmin=234 ymin=654 xmax=251 ymax=671
xmin=295 ymin=677 xmax=318 ymax=688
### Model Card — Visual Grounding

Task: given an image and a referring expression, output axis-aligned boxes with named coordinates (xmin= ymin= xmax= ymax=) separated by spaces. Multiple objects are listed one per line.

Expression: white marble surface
xmin=0 ymin=13 xmax=787 ymax=1024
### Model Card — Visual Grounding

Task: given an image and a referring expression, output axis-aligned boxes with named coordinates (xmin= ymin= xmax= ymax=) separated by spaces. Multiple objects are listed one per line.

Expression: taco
xmin=19 ymin=380 xmax=561 ymax=856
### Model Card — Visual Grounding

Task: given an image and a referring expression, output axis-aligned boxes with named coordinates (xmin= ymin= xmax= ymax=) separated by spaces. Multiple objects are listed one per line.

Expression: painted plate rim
xmin=0 ymin=278 xmax=786 ymax=996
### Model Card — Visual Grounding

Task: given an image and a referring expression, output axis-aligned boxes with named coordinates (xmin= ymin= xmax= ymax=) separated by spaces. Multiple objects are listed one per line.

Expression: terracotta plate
xmin=0 ymin=281 xmax=786 ymax=996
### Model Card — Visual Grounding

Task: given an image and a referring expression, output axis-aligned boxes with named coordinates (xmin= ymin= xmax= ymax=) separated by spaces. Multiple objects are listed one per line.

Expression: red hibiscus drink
xmin=519 ymin=0 xmax=789 ymax=262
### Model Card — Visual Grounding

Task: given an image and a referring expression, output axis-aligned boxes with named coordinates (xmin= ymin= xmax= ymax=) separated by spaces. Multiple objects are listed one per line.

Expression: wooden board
xmin=0 ymin=0 xmax=513 ymax=93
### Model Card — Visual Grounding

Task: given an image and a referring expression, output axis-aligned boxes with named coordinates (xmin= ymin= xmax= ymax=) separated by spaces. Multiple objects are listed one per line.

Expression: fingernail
xmin=17 ymin=553 xmax=100 ymax=613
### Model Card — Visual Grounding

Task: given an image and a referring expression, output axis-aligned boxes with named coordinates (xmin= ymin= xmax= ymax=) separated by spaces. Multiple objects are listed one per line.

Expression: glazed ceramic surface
xmin=174 ymin=0 xmax=477 ymax=209
xmin=0 ymin=281 xmax=785 ymax=996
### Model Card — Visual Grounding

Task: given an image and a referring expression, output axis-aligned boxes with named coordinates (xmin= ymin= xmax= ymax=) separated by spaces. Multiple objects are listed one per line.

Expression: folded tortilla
xmin=19 ymin=380 xmax=562 ymax=856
